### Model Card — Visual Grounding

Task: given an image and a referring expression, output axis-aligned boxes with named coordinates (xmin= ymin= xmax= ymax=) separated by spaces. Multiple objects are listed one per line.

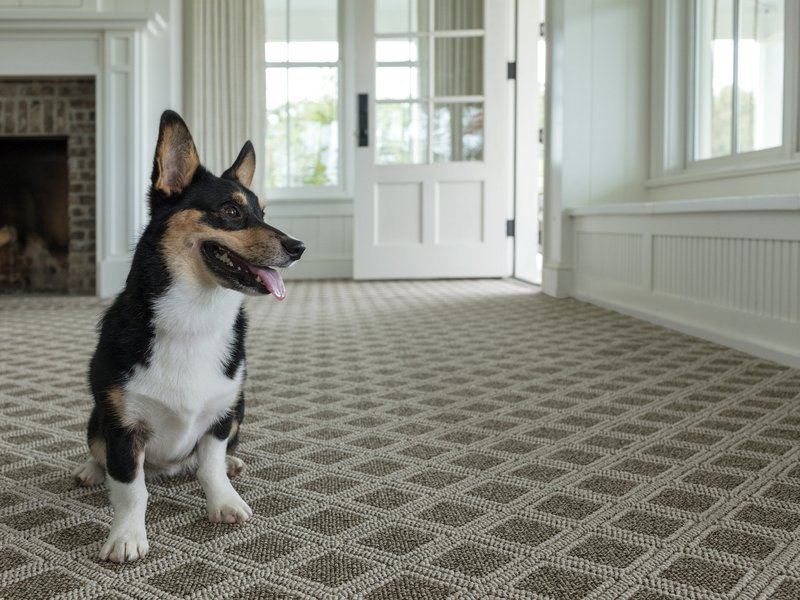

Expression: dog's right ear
xmin=151 ymin=110 xmax=200 ymax=197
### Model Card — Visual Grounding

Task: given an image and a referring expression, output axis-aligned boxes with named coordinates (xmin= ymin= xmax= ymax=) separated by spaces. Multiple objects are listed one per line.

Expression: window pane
xmin=434 ymin=0 xmax=483 ymax=30
xmin=286 ymin=67 xmax=339 ymax=186
xmin=737 ymin=0 xmax=784 ymax=152
xmin=266 ymin=67 xmax=288 ymax=188
xmin=376 ymin=0 xmax=429 ymax=34
xmin=376 ymin=39 xmax=428 ymax=100
xmin=376 ymin=102 xmax=428 ymax=164
xmin=433 ymin=102 xmax=483 ymax=162
xmin=694 ymin=0 xmax=734 ymax=160
xmin=434 ymin=37 xmax=483 ymax=96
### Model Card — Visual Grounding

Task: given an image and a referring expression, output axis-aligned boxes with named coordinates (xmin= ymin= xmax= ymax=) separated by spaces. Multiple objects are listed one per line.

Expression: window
xmin=649 ymin=0 xmax=798 ymax=183
xmin=265 ymin=0 xmax=341 ymax=191
xmin=693 ymin=0 xmax=785 ymax=161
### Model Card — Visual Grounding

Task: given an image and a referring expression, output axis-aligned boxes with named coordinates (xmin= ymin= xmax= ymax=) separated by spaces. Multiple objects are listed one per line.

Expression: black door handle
xmin=358 ymin=93 xmax=368 ymax=147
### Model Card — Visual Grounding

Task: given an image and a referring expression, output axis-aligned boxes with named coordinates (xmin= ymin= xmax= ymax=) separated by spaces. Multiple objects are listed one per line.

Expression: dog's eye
xmin=222 ymin=203 xmax=241 ymax=219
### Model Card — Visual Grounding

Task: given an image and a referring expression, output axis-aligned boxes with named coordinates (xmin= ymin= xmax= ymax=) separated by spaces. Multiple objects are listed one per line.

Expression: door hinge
xmin=538 ymin=128 xmax=544 ymax=144
xmin=506 ymin=219 xmax=515 ymax=237
xmin=507 ymin=61 xmax=517 ymax=80
xmin=540 ymin=22 xmax=546 ymax=38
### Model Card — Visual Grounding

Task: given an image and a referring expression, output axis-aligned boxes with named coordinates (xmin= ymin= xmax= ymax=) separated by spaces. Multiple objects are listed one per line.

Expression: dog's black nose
xmin=282 ymin=238 xmax=305 ymax=260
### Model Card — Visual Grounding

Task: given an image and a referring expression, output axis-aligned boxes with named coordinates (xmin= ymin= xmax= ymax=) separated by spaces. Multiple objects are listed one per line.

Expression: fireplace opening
xmin=0 ymin=136 xmax=69 ymax=292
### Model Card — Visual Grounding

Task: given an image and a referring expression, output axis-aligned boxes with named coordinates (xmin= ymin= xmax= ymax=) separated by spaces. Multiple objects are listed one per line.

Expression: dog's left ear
xmin=222 ymin=141 xmax=256 ymax=189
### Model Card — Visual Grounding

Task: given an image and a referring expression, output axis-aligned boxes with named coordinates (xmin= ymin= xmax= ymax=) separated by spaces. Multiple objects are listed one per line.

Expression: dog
xmin=72 ymin=110 xmax=305 ymax=563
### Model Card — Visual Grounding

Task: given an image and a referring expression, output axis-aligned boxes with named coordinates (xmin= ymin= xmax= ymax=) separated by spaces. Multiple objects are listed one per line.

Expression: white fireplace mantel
xmin=0 ymin=2 xmax=180 ymax=297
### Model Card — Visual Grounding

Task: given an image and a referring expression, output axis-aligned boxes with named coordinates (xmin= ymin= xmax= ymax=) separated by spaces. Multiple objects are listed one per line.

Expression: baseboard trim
xmin=573 ymin=287 xmax=800 ymax=368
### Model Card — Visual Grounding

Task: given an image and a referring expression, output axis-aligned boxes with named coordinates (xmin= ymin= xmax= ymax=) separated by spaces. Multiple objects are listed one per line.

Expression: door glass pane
xmin=434 ymin=37 xmax=483 ymax=96
xmin=434 ymin=0 xmax=483 ymax=30
xmin=433 ymin=102 xmax=483 ymax=161
xmin=376 ymin=0 xmax=429 ymax=34
xmin=694 ymin=0 xmax=734 ymax=160
xmin=737 ymin=0 xmax=784 ymax=153
xmin=376 ymin=38 xmax=428 ymax=100
xmin=287 ymin=67 xmax=339 ymax=186
xmin=376 ymin=102 xmax=428 ymax=164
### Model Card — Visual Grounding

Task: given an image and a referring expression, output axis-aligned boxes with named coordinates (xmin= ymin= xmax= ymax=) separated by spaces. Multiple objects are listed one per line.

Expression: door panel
xmin=354 ymin=0 xmax=511 ymax=279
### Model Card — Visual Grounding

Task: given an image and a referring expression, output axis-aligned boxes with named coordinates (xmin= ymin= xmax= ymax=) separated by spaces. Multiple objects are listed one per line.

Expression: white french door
xmin=353 ymin=0 xmax=513 ymax=279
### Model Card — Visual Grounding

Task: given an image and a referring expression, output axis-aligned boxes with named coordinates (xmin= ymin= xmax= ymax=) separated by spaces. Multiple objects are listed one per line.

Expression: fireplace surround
xmin=0 ymin=2 xmax=180 ymax=296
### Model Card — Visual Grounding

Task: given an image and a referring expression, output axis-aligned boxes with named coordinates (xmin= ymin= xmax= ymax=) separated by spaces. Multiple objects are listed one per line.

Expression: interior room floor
xmin=1 ymin=279 xmax=799 ymax=599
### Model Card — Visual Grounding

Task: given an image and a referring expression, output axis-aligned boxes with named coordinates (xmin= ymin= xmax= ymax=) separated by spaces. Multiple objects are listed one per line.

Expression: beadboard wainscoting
xmin=569 ymin=196 xmax=800 ymax=367
xmin=267 ymin=200 xmax=353 ymax=280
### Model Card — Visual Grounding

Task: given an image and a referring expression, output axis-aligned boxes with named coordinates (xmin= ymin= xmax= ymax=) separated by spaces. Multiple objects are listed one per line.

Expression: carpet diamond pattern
xmin=1 ymin=280 xmax=799 ymax=598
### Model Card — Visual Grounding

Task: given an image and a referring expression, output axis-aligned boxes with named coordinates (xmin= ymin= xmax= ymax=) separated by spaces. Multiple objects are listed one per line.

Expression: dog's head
xmin=148 ymin=110 xmax=304 ymax=300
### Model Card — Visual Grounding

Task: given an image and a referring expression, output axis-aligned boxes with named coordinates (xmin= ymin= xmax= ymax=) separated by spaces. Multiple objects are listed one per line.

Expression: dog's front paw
xmin=72 ymin=458 xmax=105 ymax=487
xmin=226 ymin=455 xmax=245 ymax=478
xmin=99 ymin=528 xmax=149 ymax=563
xmin=207 ymin=494 xmax=253 ymax=524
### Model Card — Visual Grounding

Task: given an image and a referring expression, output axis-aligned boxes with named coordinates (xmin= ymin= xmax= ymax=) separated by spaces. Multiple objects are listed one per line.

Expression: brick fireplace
xmin=0 ymin=78 xmax=95 ymax=294
xmin=0 ymin=5 xmax=180 ymax=297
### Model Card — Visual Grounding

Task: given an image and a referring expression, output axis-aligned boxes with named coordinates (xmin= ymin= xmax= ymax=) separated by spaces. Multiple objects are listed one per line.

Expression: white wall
xmin=547 ymin=0 xmax=800 ymax=367
xmin=560 ymin=0 xmax=650 ymax=209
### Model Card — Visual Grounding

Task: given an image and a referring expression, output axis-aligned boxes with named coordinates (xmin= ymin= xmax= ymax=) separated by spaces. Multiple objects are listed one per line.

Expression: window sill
xmin=646 ymin=158 xmax=800 ymax=189
xmin=567 ymin=194 xmax=800 ymax=217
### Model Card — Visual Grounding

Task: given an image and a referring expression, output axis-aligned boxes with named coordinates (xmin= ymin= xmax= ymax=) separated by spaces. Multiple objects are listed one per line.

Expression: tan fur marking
xmin=229 ymin=419 xmax=239 ymax=441
xmin=235 ymin=153 xmax=256 ymax=189
xmin=161 ymin=209 xmax=285 ymax=287
xmin=89 ymin=437 xmax=107 ymax=467
xmin=232 ymin=192 xmax=247 ymax=206
xmin=258 ymin=198 xmax=265 ymax=211
xmin=107 ymin=387 xmax=132 ymax=428
xmin=155 ymin=124 xmax=200 ymax=195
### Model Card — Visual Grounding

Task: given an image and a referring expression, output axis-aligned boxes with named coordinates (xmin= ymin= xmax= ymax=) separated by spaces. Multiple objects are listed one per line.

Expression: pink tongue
xmin=254 ymin=267 xmax=285 ymax=301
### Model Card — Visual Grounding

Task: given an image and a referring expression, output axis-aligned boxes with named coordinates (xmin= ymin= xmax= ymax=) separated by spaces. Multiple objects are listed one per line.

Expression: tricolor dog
xmin=72 ymin=110 xmax=304 ymax=562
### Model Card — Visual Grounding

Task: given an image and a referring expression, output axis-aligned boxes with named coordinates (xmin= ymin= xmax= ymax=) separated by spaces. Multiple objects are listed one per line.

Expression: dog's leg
xmin=99 ymin=429 xmax=149 ymax=563
xmin=197 ymin=432 xmax=252 ymax=523
xmin=224 ymin=390 xmax=246 ymax=479
xmin=197 ymin=407 xmax=252 ymax=523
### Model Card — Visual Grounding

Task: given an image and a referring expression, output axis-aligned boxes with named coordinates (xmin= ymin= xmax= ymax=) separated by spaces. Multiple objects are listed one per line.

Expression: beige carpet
xmin=1 ymin=280 xmax=799 ymax=600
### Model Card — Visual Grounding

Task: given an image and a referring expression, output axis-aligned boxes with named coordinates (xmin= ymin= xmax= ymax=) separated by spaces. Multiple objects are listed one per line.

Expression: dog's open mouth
xmin=200 ymin=241 xmax=286 ymax=300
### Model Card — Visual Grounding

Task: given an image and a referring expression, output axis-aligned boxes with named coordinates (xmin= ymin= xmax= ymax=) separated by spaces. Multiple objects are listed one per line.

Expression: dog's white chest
xmin=124 ymin=282 xmax=244 ymax=466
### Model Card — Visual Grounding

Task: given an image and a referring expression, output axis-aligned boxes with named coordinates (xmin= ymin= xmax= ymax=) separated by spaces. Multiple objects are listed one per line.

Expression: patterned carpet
xmin=1 ymin=279 xmax=800 ymax=600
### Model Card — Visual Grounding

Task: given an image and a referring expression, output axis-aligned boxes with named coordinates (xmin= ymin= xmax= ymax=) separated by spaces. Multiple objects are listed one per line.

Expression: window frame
xmin=648 ymin=0 xmax=800 ymax=187
xmin=264 ymin=0 xmax=354 ymax=201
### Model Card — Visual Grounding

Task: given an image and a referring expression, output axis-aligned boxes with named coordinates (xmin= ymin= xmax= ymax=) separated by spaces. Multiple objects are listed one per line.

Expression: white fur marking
xmin=197 ymin=434 xmax=252 ymax=523
xmin=100 ymin=454 xmax=149 ymax=563
xmin=72 ymin=458 xmax=105 ymax=487
xmin=124 ymin=278 xmax=244 ymax=472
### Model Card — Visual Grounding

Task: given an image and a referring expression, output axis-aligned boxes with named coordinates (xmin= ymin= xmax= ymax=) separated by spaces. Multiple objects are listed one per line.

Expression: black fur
xmin=223 ymin=308 xmax=248 ymax=379
xmin=105 ymin=424 xmax=140 ymax=484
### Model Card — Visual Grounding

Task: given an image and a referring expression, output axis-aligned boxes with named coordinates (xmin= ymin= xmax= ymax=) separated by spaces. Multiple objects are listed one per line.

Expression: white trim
xmin=567 ymin=195 xmax=800 ymax=216
xmin=573 ymin=289 xmax=800 ymax=369
xmin=646 ymin=157 xmax=800 ymax=187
